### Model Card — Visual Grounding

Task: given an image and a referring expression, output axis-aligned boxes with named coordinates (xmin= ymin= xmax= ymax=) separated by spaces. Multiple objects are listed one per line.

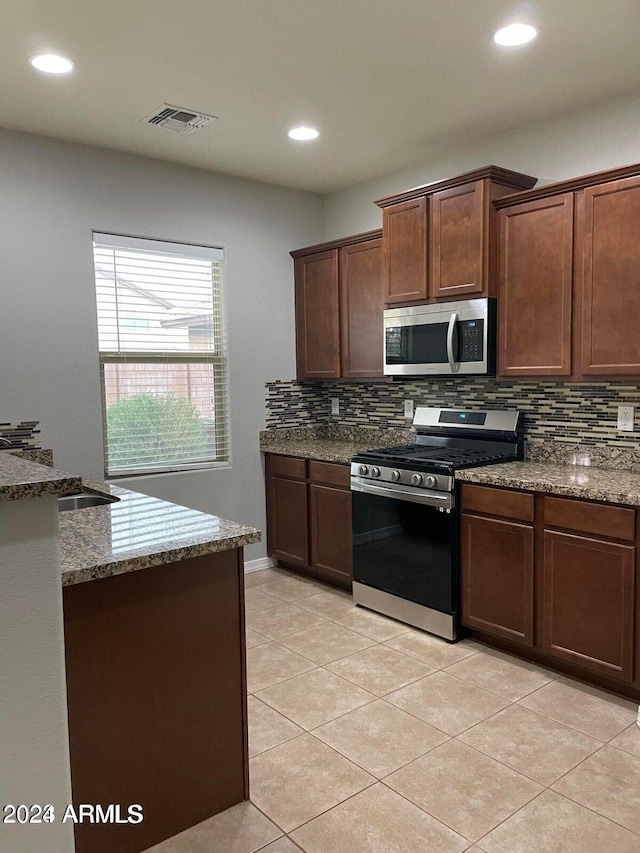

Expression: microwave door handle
xmin=446 ymin=312 xmax=459 ymax=373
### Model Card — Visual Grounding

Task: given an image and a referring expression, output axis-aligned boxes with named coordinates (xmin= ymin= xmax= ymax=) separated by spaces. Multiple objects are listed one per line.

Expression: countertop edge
xmin=1 ymin=474 xmax=84 ymax=504
xmin=260 ymin=444 xmax=355 ymax=465
xmin=61 ymin=529 xmax=262 ymax=587
xmin=456 ymin=466 xmax=640 ymax=507
xmin=0 ymin=452 xmax=83 ymax=503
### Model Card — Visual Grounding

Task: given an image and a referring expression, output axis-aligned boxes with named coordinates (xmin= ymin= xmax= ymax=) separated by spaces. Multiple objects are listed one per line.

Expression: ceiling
xmin=2 ymin=0 xmax=640 ymax=193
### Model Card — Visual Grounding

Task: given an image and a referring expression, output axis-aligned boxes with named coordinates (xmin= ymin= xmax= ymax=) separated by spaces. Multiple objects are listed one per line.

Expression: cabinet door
xmin=498 ymin=193 xmax=574 ymax=377
xmin=430 ymin=180 xmax=486 ymax=299
xmin=462 ymin=513 xmax=534 ymax=646
xmin=309 ymin=484 xmax=353 ymax=587
xmin=339 ymin=239 xmax=383 ymax=378
xmin=382 ymin=197 xmax=428 ymax=304
xmin=294 ymin=249 xmax=340 ymax=379
xmin=542 ymin=530 xmax=634 ymax=681
xmin=267 ymin=475 xmax=309 ymax=569
xmin=581 ymin=175 xmax=640 ymax=374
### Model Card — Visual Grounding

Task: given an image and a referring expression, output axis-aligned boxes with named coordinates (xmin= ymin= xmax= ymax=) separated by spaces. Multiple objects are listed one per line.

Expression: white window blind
xmin=93 ymin=233 xmax=229 ymax=476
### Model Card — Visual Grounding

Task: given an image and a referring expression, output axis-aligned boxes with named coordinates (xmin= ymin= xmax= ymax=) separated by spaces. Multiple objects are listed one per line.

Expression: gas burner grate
xmin=362 ymin=444 xmax=510 ymax=467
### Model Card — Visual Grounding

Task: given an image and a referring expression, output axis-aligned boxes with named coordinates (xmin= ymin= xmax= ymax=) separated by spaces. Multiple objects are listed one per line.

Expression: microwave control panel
xmin=459 ymin=319 xmax=484 ymax=362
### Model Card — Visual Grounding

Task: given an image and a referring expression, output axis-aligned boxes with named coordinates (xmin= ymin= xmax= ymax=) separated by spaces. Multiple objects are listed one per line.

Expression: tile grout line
xmin=382 ymin=680 xmax=512 ymax=738
xmin=274 ymin=776 xmax=379 ymax=843
xmin=449 ymin=721 xmax=600 ymax=790
xmin=513 ymin=695 xmax=636 ymax=742
xmin=437 ymin=661 xmax=559 ymax=703
xmin=375 ymin=776 xmax=480 ymax=846
xmin=471 ymin=787 xmax=552 ymax=851
xmin=248 ymin=668 xmax=323 ymax=697
xmin=308 ymin=720 xmax=447 ymax=781
xmin=546 ymin=742 xmax=640 ymax=839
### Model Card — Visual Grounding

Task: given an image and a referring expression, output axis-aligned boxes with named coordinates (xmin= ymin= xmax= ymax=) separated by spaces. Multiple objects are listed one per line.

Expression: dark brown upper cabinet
xmin=292 ymin=231 xmax=383 ymax=381
xmin=498 ymin=193 xmax=574 ymax=377
xmin=495 ymin=161 xmax=640 ymax=379
xmin=381 ymin=197 xmax=428 ymax=304
xmin=430 ymin=180 xmax=485 ymax=299
xmin=580 ymin=174 xmax=640 ymax=376
xmin=294 ymin=249 xmax=341 ymax=380
xmin=339 ymin=238 xmax=383 ymax=378
xmin=375 ymin=166 xmax=537 ymax=307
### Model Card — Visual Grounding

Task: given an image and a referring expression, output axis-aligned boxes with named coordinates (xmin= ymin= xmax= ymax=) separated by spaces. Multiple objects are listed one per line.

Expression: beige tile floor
xmin=146 ymin=567 xmax=640 ymax=853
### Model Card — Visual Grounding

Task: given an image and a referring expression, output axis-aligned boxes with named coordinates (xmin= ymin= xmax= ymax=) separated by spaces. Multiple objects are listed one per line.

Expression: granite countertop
xmin=0 ymin=452 xmax=82 ymax=503
xmin=260 ymin=425 xmax=413 ymax=465
xmin=59 ymin=481 xmax=261 ymax=586
xmin=456 ymin=461 xmax=640 ymax=507
xmin=261 ymin=438 xmax=374 ymax=465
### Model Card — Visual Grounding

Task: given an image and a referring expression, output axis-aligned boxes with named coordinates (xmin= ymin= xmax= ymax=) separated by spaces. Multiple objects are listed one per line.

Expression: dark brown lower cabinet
xmin=264 ymin=453 xmax=352 ymax=589
xmin=266 ymin=473 xmax=309 ymax=569
xmin=542 ymin=530 xmax=635 ymax=681
xmin=310 ymin=483 xmax=353 ymax=586
xmin=63 ymin=551 xmax=248 ymax=853
xmin=461 ymin=483 xmax=639 ymax=695
xmin=462 ymin=513 xmax=534 ymax=646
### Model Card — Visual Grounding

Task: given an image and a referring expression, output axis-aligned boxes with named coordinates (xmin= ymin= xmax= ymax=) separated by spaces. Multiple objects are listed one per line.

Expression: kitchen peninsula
xmin=1 ymin=452 xmax=260 ymax=853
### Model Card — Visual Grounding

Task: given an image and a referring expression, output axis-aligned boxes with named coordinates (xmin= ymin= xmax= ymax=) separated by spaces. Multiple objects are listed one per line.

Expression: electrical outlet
xmin=331 ymin=397 xmax=339 ymax=416
xmin=618 ymin=405 xmax=634 ymax=432
xmin=404 ymin=400 xmax=414 ymax=418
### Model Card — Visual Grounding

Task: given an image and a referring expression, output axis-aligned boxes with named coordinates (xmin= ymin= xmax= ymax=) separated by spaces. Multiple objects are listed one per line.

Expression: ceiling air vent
xmin=142 ymin=104 xmax=217 ymax=134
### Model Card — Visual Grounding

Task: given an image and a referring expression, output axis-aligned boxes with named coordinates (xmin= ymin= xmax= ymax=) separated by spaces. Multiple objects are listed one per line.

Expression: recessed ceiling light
xmin=29 ymin=53 xmax=75 ymax=74
xmin=288 ymin=126 xmax=319 ymax=141
xmin=493 ymin=23 xmax=538 ymax=46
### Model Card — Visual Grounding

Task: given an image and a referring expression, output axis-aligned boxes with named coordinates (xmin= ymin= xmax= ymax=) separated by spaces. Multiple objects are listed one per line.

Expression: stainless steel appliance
xmin=351 ymin=406 xmax=524 ymax=641
xmin=383 ymin=297 xmax=496 ymax=377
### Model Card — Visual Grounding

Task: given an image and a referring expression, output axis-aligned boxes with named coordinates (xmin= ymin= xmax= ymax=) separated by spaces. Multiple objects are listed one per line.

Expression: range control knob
xmin=411 ymin=473 xmax=423 ymax=486
xmin=371 ymin=467 xmax=381 ymax=478
xmin=391 ymin=470 xmax=401 ymax=482
xmin=358 ymin=464 xmax=369 ymax=476
xmin=425 ymin=475 xmax=438 ymax=488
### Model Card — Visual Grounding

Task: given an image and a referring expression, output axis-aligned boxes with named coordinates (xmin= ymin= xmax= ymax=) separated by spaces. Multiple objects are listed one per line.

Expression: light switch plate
xmin=404 ymin=400 xmax=414 ymax=418
xmin=331 ymin=397 xmax=339 ymax=416
xmin=618 ymin=405 xmax=634 ymax=432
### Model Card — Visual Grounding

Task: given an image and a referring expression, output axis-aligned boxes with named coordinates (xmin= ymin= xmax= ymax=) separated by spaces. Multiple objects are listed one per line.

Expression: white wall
xmin=324 ymin=90 xmax=640 ymax=238
xmin=0 ymin=129 xmax=324 ymax=558
xmin=0 ymin=497 xmax=75 ymax=853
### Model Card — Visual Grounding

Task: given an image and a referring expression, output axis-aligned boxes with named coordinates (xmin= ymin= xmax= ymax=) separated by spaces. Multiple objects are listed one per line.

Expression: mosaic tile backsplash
xmin=265 ymin=379 xmax=640 ymax=448
xmin=0 ymin=421 xmax=41 ymax=450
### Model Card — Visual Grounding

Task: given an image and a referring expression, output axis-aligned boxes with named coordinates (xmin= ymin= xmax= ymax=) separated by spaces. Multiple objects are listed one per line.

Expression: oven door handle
xmin=446 ymin=311 xmax=460 ymax=374
xmin=351 ymin=478 xmax=454 ymax=510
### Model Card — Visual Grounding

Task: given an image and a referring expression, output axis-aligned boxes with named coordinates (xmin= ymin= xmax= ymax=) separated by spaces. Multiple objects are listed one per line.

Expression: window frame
xmin=93 ymin=233 xmax=230 ymax=479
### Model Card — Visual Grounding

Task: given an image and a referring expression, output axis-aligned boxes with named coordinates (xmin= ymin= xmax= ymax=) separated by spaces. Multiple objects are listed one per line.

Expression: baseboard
xmin=244 ymin=556 xmax=276 ymax=573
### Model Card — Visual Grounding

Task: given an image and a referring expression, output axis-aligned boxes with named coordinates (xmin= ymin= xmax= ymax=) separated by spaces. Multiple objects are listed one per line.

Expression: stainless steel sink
xmin=58 ymin=492 xmax=120 ymax=512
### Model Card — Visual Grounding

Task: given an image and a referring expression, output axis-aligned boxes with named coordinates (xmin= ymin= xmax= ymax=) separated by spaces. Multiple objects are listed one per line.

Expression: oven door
xmin=351 ymin=479 xmax=458 ymax=617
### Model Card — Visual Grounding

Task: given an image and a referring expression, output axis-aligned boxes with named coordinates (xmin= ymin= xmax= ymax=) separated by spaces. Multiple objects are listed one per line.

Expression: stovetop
xmin=355 ymin=443 xmax=515 ymax=472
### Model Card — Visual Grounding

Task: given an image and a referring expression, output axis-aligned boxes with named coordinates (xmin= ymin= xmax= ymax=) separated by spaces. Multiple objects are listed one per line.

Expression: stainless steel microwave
xmin=383 ymin=298 xmax=496 ymax=377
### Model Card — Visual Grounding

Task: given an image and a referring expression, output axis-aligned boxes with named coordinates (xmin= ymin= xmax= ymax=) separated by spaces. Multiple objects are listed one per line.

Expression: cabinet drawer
xmin=544 ymin=496 xmax=635 ymax=542
xmin=462 ymin=484 xmax=534 ymax=522
xmin=308 ymin=460 xmax=350 ymax=489
xmin=266 ymin=454 xmax=307 ymax=480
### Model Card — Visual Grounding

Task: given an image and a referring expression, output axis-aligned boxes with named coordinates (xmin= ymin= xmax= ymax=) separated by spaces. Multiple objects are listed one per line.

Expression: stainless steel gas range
xmin=350 ymin=407 xmax=524 ymax=641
